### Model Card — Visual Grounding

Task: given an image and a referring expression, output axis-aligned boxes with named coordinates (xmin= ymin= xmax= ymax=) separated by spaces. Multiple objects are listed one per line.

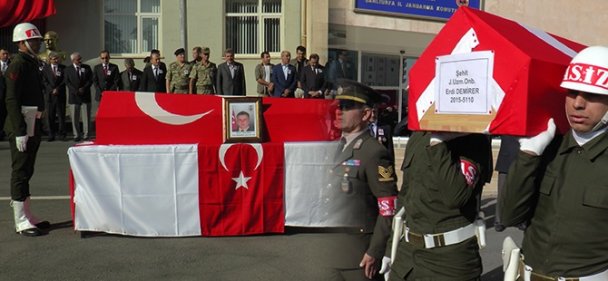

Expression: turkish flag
xmin=198 ymin=143 xmax=285 ymax=236
xmin=0 ymin=0 xmax=56 ymax=28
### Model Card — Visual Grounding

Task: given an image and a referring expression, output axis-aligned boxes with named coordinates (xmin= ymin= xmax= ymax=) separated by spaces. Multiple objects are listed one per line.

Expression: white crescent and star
xmin=134 ymin=91 xmax=213 ymax=125
xmin=232 ymin=171 xmax=251 ymax=190
xmin=219 ymin=143 xmax=264 ymax=191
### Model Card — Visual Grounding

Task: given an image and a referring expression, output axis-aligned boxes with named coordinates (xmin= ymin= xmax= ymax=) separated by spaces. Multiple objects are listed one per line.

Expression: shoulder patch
xmin=460 ymin=159 xmax=479 ymax=187
xmin=378 ymin=165 xmax=395 ymax=182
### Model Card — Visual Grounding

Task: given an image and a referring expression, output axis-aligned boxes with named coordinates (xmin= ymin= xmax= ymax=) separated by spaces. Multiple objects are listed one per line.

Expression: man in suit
xmin=327 ymin=50 xmax=354 ymax=89
xmin=65 ymin=52 xmax=93 ymax=141
xmin=369 ymin=106 xmax=395 ymax=160
xmin=216 ymin=48 xmax=246 ymax=96
xmin=92 ymin=50 xmax=120 ymax=101
xmin=41 ymin=52 xmax=67 ymax=141
xmin=300 ymin=53 xmax=327 ymax=99
xmin=271 ymin=50 xmax=297 ymax=97
xmin=235 ymin=111 xmax=254 ymax=132
xmin=0 ymin=48 xmax=10 ymax=140
xmin=254 ymin=51 xmax=273 ymax=96
xmin=139 ymin=52 xmax=166 ymax=92
xmin=317 ymin=79 xmax=398 ymax=280
xmin=118 ymin=58 xmax=143 ymax=91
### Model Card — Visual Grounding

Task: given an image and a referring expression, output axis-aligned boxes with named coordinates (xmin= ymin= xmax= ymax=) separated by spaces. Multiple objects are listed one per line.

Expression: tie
xmin=52 ymin=65 xmax=57 ymax=77
xmin=1 ymin=62 xmax=6 ymax=73
xmin=103 ymin=64 xmax=108 ymax=76
xmin=76 ymin=66 xmax=81 ymax=78
xmin=229 ymin=64 xmax=235 ymax=78
xmin=370 ymin=123 xmax=377 ymax=137
xmin=336 ymin=137 xmax=347 ymax=155
xmin=154 ymin=67 xmax=158 ymax=79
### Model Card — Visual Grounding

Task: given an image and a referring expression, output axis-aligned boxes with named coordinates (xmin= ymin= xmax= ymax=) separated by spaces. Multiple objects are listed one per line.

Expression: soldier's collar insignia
xmin=378 ymin=165 xmax=395 ymax=182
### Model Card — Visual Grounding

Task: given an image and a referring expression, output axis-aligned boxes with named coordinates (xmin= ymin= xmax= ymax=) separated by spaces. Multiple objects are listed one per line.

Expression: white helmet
xmin=12 ymin=22 xmax=42 ymax=42
xmin=561 ymin=46 xmax=608 ymax=96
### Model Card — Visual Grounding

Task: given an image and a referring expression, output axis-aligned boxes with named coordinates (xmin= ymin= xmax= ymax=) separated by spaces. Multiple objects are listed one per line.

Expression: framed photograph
xmin=223 ymin=97 xmax=263 ymax=143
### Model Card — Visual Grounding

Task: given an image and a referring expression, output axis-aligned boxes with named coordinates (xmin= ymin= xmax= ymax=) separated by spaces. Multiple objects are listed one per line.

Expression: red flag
xmin=231 ymin=109 xmax=237 ymax=131
xmin=0 ymin=0 xmax=56 ymax=28
xmin=198 ymin=143 xmax=284 ymax=236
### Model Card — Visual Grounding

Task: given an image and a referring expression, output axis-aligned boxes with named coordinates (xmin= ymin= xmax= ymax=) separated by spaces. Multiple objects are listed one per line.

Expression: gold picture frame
xmin=223 ymin=97 xmax=263 ymax=143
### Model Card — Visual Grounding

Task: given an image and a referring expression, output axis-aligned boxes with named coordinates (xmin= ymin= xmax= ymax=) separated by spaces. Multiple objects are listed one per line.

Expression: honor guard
xmin=166 ymin=48 xmax=193 ymax=94
xmin=320 ymin=79 xmax=398 ymax=281
xmin=382 ymin=131 xmax=492 ymax=278
xmin=501 ymin=46 xmax=608 ymax=281
xmin=189 ymin=47 xmax=217 ymax=94
xmin=6 ymin=22 xmax=51 ymax=236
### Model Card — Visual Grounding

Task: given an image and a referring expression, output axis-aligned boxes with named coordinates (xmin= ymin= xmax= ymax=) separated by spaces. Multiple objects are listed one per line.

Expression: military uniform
xmin=317 ymin=131 xmax=398 ymax=281
xmin=190 ymin=61 xmax=217 ymax=94
xmin=315 ymin=79 xmax=399 ymax=281
xmin=502 ymin=131 xmax=608 ymax=278
xmin=388 ymin=132 xmax=491 ymax=281
xmin=5 ymin=51 xmax=45 ymax=201
xmin=167 ymin=61 xmax=193 ymax=94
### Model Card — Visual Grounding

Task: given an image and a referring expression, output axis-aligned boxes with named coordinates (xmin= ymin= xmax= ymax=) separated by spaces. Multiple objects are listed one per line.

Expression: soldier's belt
xmin=173 ymin=85 xmax=189 ymax=90
xmin=518 ymin=259 xmax=608 ymax=281
xmin=404 ymin=223 xmax=476 ymax=249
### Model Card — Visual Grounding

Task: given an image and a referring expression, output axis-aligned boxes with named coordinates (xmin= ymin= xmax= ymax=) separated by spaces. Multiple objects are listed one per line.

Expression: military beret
xmin=335 ymin=79 xmax=381 ymax=107
xmin=202 ymin=47 xmax=210 ymax=55
xmin=174 ymin=48 xmax=186 ymax=56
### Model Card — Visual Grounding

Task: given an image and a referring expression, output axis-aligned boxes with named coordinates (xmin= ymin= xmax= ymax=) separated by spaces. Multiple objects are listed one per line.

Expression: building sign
xmin=354 ymin=0 xmax=483 ymax=21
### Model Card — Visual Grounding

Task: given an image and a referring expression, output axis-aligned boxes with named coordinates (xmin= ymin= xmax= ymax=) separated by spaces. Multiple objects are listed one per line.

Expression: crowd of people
xmin=5 ymin=21 xmax=608 ymax=281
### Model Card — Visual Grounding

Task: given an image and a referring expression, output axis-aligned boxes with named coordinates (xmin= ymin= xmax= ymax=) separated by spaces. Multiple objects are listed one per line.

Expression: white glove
xmin=429 ymin=132 xmax=467 ymax=145
xmin=378 ymin=256 xmax=391 ymax=281
xmin=15 ymin=135 xmax=28 ymax=152
xmin=518 ymin=118 xmax=555 ymax=156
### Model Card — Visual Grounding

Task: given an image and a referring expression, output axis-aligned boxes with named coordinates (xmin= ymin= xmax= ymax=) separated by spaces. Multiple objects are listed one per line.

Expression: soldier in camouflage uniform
xmin=166 ymin=48 xmax=192 ymax=94
xmin=189 ymin=47 xmax=217 ymax=95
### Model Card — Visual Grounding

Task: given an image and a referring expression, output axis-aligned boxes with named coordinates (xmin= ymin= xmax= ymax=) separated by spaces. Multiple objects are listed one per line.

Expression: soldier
xmin=38 ymin=31 xmax=67 ymax=63
xmin=319 ymin=79 xmax=398 ymax=281
xmin=382 ymin=125 xmax=492 ymax=278
xmin=5 ymin=22 xmax=50 ymax=237
xmin=501 ymin=46 xmax=608 ymax=280
xmin=189 ymin=47 xmax=217 ymax=95
xmin=166 ymin=48 xmax=193 ymax=94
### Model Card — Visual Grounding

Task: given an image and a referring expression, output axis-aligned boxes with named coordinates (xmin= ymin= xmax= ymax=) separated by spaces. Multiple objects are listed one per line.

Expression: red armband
xmin=377 ymin=196 xmax=397 ymax=217
xmin=460 ymin=159 xmax=479 ymax=187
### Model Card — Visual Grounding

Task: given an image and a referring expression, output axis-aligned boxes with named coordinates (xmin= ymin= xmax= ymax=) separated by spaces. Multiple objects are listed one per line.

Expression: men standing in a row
xmin=118 ymin=58 xmax=142 ymax=91
xmin=501 ymin=46 xmax=608 ymax=281
xmin=217 ymin=48 xmax=245 ymax=96
xmin=189 ymin=47 xmax=217 ymax=95
xmin=140 ymin=52 xmax=166 ymax=92
xmin=166 ymin=48 xmax=192 ymax=94
xmin=0 ymin=48 xmax=10 ymax=141
xmin=41 ymin=52 xmax=67 ymax=141
xmin=254 ymin=51 xmax=273 ymax=96
xmin=271 ymin=50 xmax=297 ymax=97
xmin=301 ymin=53 xmax=326 ymax=98
xmin=65 ymin=52 xmax=93 ymax=141
xmin=92 ymin=50 xmax=119 ymax=102
xmin=6 ymin=22 xmax=50 ymax=236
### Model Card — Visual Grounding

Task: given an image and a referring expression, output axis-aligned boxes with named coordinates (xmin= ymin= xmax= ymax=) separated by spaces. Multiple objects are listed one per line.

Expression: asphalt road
xmin=0 ymin=140 xmax=523 ymax=281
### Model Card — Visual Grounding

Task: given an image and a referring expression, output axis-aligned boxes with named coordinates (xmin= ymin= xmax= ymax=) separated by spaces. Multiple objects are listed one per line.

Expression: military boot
xmin=11 ymin=201 xmax=43 ymax=237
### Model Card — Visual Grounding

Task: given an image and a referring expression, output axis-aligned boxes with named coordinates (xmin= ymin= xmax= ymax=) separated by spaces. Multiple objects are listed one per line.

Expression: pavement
xmin=0 ymin=139 xmax=523 ymax=281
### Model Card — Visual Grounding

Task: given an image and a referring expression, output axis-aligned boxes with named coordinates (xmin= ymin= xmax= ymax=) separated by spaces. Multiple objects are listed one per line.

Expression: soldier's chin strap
xmin=591 ymin=110 xmax=608 ymax=132
xmin=24 ymin=40 xmax=37 ymax=57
